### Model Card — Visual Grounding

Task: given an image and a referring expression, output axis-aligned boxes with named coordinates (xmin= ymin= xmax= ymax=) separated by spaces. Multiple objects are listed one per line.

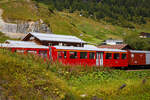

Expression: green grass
xmin=0 ymin=0 xmax=39 ymax=21
xmin=1 ymin=49 xmax=150 ymax=100
xmin=0 ymin=49 xmax=79 ymax=100
xmin=0 ymin=0 xmax=150 ymax=44
xmin=49 ymin=65 xmax=150 ymax=100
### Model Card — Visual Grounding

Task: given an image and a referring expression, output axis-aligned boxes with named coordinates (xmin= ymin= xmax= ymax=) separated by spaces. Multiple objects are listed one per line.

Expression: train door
xmin=96 ymin=52 xmax=103 ymax=66
xmin=146 ymin=53 xmax=150 ymax=65
xmin=49 ymin=47 xmax=52 ymax=60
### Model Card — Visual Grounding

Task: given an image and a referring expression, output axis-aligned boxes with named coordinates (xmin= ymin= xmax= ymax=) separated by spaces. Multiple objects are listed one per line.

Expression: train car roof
xmin=27 ymin=32 xmax=87 ymax=43
xmin=5 ymin=40 xmax=36 ymax=45
xmin=0 ymin=43 xmax=48 ymax=49
xmin=54 ymin=45 xmax=127 ymax=52
xmin=129 ymin=50 xmax=150 ymax=53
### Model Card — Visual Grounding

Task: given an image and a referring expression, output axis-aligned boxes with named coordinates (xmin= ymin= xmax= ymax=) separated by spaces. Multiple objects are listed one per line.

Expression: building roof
xmin=23 ymin=32 xmax=86 ymax=43
xmin=98 ymin=44 xmax=131 ymax=50
xmin=54 ymin=45 xmax=127 ymax=52
xmin=105 ymin=39 xmax=123 ymax=42
xmin=140 ymin=32 xmax=150 ymax=38
xmin=140 ymin=32 xmax=150 ymax=35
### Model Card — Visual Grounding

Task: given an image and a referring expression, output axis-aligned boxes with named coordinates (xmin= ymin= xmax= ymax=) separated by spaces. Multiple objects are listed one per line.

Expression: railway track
xmin=115 ymin=66 xmax=150 ymax=71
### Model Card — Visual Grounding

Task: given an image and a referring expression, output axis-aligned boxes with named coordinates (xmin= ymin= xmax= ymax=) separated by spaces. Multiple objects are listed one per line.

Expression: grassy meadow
xmin=0 ymin=49 xmax=150 ymax=100
xmin=0 ymin=0 xmax=150 ymax=44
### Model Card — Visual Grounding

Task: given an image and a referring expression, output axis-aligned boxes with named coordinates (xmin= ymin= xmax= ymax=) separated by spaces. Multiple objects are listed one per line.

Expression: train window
xmin=122 ymin=53 xmax=127 ymax=59
xmin=27 ymin=50 xmax=37 ymax=54
xmin=63 ymin=51 xmax=67 ymax=59
xmin=16 ymin=50 xmax=24 ymax=53
xmin=131 ymin=54 xmax=134 ymax=58
xmin=114 ymin=53 xmax=120 ymax=59
xmin=57 ymin=51 xmax=62 ymax=59
xmin=106 ymin=53 xmax=112 ymax=59
xmin=89 ymin=52 xmax=95 ymax=59
xmin=39 ymin=50 xmax=47 ymax=58
xmin=80 ymin=52 xmax=87 ymax=59
xmin=70 ymin=52 xmax=77 ymax=59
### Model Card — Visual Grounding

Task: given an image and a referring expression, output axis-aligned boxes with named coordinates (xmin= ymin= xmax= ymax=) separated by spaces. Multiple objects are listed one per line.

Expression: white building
xmin=102 ymin=39 xmax=123 ymax=45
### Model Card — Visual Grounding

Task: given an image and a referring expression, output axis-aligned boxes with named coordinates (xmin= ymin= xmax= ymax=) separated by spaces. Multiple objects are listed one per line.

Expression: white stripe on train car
xmin=54 ymin=45 xmax=127 ymax=52
xmin=0 ymin=43 xmax=49 ymax=49
xmin=130 ymin=50 xmax=150 ymax=53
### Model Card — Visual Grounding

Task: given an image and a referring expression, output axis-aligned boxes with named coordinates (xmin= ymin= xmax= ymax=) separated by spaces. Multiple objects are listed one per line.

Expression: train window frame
xmin=89 ymin=52 xmax=95 ymax=59
xmin=122 ymin=53 xmax=127 ymax=59
xmin=106 ymin=53 xmax=112 ymax=59
xmin=39 ymin=50 xmax=48 ymax=58
xmin=131 ymin=54 xmax=134 ymax=58
xmin=16 ymin=49 xmax=24 ymax=53
xmin=114 ymin=53 xmax=120 ymax=59
xmin=57 ymin=51 xmax=62 ymax=59
xmin=27 ymin=50 xmax=37 ymax=54
xmin=80 ymin=52 xmax=87 ymax=59
xmin=63 ymin=51 xmax=67 ymax=59
xmin=69 ymin=51 xmax=77 ymax=59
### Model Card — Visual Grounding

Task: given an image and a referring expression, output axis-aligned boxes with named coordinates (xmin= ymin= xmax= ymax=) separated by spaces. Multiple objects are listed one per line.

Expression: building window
xmin=114 ymin=53 xmax=120 ymax=59
xmin=122 ymin=53 xmax=127 ymax=59
xmin=106 ymin=53 xmax=112 ymax=59
xmin=116 ymin=42 xmax=123 ymax=44
xmin=39 ymin=50 xmax=47 ymax=58
xmin=89 ymin=52 xmax=95 ymax=59
xmin=70 ymin=52 xmax=77 ymax=59
xmin=80 ymin=52 xmax=87 ymax=59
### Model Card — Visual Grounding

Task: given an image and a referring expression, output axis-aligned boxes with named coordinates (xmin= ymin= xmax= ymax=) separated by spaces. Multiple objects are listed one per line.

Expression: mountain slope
xmin=34 ymin=0 xmax=150 ymax=26
xmin=0 ymin=0 xmax=150 ymax=44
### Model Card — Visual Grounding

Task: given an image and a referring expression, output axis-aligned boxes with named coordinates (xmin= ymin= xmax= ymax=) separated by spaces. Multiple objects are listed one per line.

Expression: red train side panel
xmin=50 ymin=46 xmax=128 ymax=67
xmin=51 ymin=47 xmax=97 ymax=66
xmin=128 ymin=50 xmax=146 ymax=66
xmin=103 ymin=52 xmax=128 ymax=67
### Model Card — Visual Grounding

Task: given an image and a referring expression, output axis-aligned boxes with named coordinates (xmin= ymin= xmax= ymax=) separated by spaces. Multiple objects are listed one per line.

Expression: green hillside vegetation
xmin=0 ymin=32 xmax=11 ymax=42
xmin=0 ymin=0 xmax=150 ymax=45
xmin=124 ymin=33 xmax=150 ymax=50
xmin=34 ymin=0 xmax=150 ymax=26
xmin=0 ymin=49 xmax=150 ymax=100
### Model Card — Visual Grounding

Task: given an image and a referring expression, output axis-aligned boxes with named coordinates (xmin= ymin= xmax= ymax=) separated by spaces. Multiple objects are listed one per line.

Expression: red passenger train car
xmin=0 ymin=43 xmax=50 ymax=59
xmin=0 ymin=43 xmax=128 ymax=67
xmin=49 ymin=45 xmax=128 ymax=67
xmin=1 ymin=43 xmax=150 ymax=67
xmin=128 ymin=50 xmax=150 ymax=66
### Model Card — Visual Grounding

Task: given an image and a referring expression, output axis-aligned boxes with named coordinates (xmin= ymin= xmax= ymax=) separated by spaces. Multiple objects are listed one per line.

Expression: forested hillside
xmin=34 ymin=0 xmax=150 ymax=27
